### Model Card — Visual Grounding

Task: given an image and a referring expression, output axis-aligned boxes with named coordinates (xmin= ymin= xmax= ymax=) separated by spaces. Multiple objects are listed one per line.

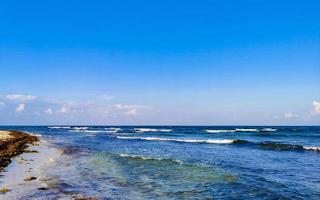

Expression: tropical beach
xmin=1 ymin=0 xmax=320 ymax=199
xmin=0 ymin=126 xmax=320 ymax=199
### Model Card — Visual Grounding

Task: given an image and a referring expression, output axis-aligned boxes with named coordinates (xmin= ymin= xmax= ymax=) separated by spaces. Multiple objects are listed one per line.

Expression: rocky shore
xmin=0 ymin=130 xmax=39 ymax=171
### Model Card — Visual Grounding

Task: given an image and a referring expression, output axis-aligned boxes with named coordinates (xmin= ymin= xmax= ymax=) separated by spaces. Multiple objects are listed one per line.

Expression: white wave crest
xmin=134 ymin=128 xmax=172 ymax=133
xmin=117 ymin=136 xmax=235 ymax=144
xmin=303 ymin=146 xmax=320 ymax=151
xmin=70 ymin=129 xmax=111 ymax=134
xmin=260 ymin=128 xmax=277 ymax=132
xmin=84 ymin=130 xmax=111 ymax=133
xmin=235 ymin=128 xmax=259 ymax=132
xmin=206 ymin=128 xmax=277 ymax=133
xmin=72 ymin=128 xmax=122 ymax=134
xmin=205 ymin=129 xmax=236 ymax=133
xmin=158 ymin=129 xmax=172 ymax=132
xmin=105 ymin=127 xmax=122 ymax=133
xmin=48 ymin=126 xmax=71 ymax=129
xmin=72 ymin=127 xmax=89 ymax=130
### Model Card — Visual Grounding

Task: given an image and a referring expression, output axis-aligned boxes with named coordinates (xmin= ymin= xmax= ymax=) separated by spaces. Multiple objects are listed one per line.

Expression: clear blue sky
xmin=0 ymin=0 xmax=319 ymax=125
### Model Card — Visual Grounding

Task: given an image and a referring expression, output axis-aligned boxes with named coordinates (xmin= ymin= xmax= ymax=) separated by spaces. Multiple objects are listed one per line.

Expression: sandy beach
xmin=0 ymin=130 xmax=45 ymax=197
xmin=0 ymin=130 xmax=99 ymax=200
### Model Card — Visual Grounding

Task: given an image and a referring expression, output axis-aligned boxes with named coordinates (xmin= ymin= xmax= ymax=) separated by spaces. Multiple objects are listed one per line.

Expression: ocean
xmin=1 ymin=126 xmax=320 ymax=199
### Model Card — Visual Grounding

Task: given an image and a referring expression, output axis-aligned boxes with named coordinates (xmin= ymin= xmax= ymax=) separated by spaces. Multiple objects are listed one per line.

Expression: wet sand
xmin=0 ymin=139 xmax=61 ymax=199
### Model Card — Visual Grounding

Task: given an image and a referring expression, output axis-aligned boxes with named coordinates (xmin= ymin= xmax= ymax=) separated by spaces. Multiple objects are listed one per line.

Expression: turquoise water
xmin=1 ymin=126 xmax=320 ymax=199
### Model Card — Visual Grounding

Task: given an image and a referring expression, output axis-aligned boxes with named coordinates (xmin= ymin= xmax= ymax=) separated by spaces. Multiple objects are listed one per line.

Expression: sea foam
xmin=206 ymin=128 xmax=277 ymax=133
xmin=48 ymin=126 xmax=71 ymax=129
xmin=133 ymin=128 xmax=172 ymax=133
xmin=105 ymin=127 xmax=122 ymax=133
xmin=72 ymin=127 xmax=89 ymax=130
xmin=260 ymin=128 xmax=277 ymax=132
xmin=117 ymin=136 xmax=235 ymax=144
xmin=235 ymin=128 xmax=259 ymax=132
xmin=303 ymin=146 xmax=320 ymax=151
xmin=205 ymin=130 xmax=236 ymax=133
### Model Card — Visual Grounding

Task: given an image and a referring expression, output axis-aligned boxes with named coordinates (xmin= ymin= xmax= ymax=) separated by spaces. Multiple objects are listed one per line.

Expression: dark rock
xmin=24 ymin=176 xmax=37 ymax=181
xmin=0 ymin=187 xmax=9 ymax=194
xmin=25 ymin=150 xmax=39 ymax=154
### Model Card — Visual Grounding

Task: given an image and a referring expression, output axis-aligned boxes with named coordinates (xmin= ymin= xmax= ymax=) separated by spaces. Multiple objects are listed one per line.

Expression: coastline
xmin=1 ymin=126 xmax=319 ymax=199
xmin=0 ymin=130 xmax=98 ymax=200
xmin=0 ymin=130 xmax=38 ymax=172
xmin=0 ymin=130 xmax=41 ymax=196
xmin=0 ymin=139 xmax=60 ymax=198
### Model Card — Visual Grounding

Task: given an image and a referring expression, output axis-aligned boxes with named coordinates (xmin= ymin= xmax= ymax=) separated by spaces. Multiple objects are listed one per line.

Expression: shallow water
xmin=1 ymin=126 xmax=320 ymax=199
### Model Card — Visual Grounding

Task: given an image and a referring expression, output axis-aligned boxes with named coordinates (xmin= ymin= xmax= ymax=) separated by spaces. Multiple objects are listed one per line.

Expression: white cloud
xmin=57 ymin=106 xmax=68 ymax=114
xmin=312 ymin=101 xmax=320 ymax=114
xmin=284 ymin=112 xmax=299 ymax=118
xmin=114 ymin=104 xmax=140 ymax=116
xmin=125 ymin=108 xmax=137 ymax=116
xmin=0 ymin=93 xmax=147 ymax=123
xmin=45 ymin=108 xmax=53 ymax=115
xmin=114 ymin=104 xmax=131 ymax=109
xmin=16 ymin=103 xmax=25 ymax=112
xmin=6 ymin=94 xmax=37 ymax=101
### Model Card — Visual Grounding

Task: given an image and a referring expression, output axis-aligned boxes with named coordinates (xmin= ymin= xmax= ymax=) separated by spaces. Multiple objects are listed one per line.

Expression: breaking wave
xmin=72 ymin=127 xmax=89 ymax=130
xmin=258 ymin=142 xmax=320 ymax=152
xmin=303 ymin=146 xmax=320 ymax=151
xmin=205 ymin=130 xmax=236 ymax=133
xmin=228 ymin=139 xmax=320 ymax=152
xmin=233 ymin=140 xmax=320 ymax=152
xmin=105 ymin=127 xmax=122 ymax=133
xmin=48 ymin=126 xmax=71 ymax=129
xmin=116 ymin=136 xmax=320 ymax=152
xmin=205 ymin=128 xmax=277 ymax=133
xmin=235 ymin=128 xmax=259 ymax=132
xmin=133 ymin=128 xmax=172 ymax=133
xmin=117 ymin=136 xmax=235 ymax=144
xmin=260 ymin=128 xmax=277 ymax=132
xmin=84 ymin=130 xmax=112 ymax=133
xmin=69 ymin=129 xmax=114 ymax=134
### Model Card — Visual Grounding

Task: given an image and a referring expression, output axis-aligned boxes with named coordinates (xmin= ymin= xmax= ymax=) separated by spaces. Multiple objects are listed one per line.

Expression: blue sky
xmin=0 ymin=0 xmax=319 ymax=125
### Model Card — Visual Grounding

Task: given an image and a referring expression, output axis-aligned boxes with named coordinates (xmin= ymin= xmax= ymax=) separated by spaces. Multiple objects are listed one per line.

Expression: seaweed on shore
xmin=0 ymin=130 xmax=39 ymax=171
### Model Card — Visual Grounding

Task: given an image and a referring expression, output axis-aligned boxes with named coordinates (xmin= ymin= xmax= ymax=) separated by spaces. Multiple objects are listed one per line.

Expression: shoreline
xmin=0 ymin=130 xmax=99 ymax=200
xmin=0 ymin=130 xmax=62 ymax=198
xmin=0 ymin=130 xmax=39 ymax=171
xmin=0 ymin=139 xmax=60 ymax=197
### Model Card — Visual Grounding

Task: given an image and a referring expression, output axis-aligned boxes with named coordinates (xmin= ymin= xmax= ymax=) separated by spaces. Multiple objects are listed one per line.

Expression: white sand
xmin=0 ymin=140 xmax=62 ymax=200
